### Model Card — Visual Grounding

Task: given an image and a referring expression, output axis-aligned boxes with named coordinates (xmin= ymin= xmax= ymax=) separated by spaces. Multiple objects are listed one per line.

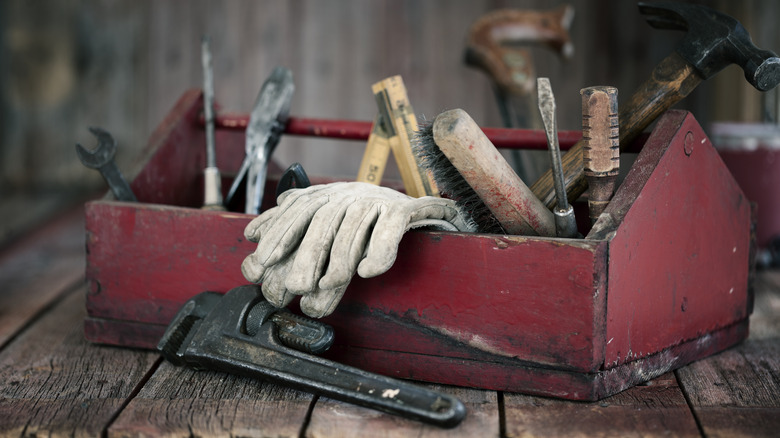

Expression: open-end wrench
xmin=75 ymin=127 xmax=137 ymax=202
xmin=158 ymin=285 xmax=466 ymax=428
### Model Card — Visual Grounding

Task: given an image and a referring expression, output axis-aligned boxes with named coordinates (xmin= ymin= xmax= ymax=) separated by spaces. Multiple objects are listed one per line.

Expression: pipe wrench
xmin=158 ymin=285 xmax=466 ymax=428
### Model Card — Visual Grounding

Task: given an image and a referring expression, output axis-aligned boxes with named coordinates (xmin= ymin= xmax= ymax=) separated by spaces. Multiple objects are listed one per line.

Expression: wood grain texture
xmin=305 ymin=385 xmax=498 ymax=438
xmin=4 ymin=0 xmax=776 ymax=195
xmin=0 ymin=208 xmax=85 ymax=347
xmin=503 ymin=373 xmax=700 ymax=438
xmin=109 ymin=362 xmax=314 ymax=437
xmin=675 ymin=275 xmax=780 ymax=438
xmin=0 ymin=288 xmax=159 ymax=437
xmin=751 ymin=272 xmax=780 ymax=339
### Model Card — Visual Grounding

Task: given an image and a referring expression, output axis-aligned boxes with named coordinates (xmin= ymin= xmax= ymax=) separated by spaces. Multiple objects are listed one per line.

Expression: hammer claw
xmin=638 ymin=4 xmax=688 ymax=31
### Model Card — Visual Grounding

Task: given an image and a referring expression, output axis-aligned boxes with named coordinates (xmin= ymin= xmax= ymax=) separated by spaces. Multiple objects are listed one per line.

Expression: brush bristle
xmin=413 ymin=121 xmax=505 ymax=234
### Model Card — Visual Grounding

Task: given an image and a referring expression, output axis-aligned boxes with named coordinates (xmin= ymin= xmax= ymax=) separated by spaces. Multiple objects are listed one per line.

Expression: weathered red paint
xmin=214 ymin=112 xmax=583 ymax=150
xmin=600 ymin=112 xmax=751 ymax=368
xmin=83 ymin=90 xmax=752 ymax=400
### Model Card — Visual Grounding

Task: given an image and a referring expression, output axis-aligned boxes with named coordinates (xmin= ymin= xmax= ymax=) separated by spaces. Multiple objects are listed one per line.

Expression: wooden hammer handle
xmin=530 ymin=52 xmax=703 ymax=209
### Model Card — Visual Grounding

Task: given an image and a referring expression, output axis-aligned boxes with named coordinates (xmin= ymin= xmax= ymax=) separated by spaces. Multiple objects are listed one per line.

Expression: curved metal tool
xmin=159 ymin=285 xmax=466 ymax=428
xmin=75 ymin=127 xmax=137 ymax=202
xmin=275 ymin=162 xmax=311 ymax=198
xmin=226 ymin=67 xmax=295 ymax=214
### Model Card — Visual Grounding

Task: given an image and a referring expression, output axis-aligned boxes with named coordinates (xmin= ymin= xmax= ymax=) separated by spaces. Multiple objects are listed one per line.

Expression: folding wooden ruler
xmin=356 ymin=76 xmax=439 ymax=198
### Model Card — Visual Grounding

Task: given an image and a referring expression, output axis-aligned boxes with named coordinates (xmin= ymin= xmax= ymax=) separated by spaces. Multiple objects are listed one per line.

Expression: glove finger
xmin=285 ymin=199 xmax=352 ymax=294
xmin=260 ymin=253 xmax=298 ymax=308
xmin=275 ymin=183 xmax=329 ymax=209
xmin=244 ymin=206 xmax=281 ymax=242
xmin=254 ymin=194 xmax=330 ymax=266
xmin=241 ymin=251 xmax=268 ymax=283
xmin=318 ymin=199 xmax=379 ymax=290
xmin=299 ymin=283 xmax=350 ymax=318
xmin=275 ymin=181 xmax=350 ymax=211
xmin=255 ymin=183 xmax=357 ymax=265
xmin=356 ymin=197 xmax=459 ymax=278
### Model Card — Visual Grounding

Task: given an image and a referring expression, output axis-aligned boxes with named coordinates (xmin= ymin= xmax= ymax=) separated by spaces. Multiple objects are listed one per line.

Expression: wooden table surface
xmin=1 ymin=208 xmax=778 ymax=437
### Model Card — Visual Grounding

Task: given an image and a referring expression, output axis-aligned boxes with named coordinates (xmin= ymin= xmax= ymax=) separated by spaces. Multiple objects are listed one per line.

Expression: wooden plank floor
xmin=0 ymin=209 xmax=778 ymax=437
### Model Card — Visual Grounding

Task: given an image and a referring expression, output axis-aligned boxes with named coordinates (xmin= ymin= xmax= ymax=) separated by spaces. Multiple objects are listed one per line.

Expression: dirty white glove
xmin=241 ymin=182 xmax=475 ymax=317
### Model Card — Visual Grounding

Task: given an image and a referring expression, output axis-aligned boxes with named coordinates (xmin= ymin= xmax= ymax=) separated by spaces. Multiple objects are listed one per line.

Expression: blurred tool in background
xmin=200 ymin=36 xmax=225 ymax=211
xmin=465 ymin=5 xmax=575 ymax=183
xmin=225 ymin=67 xmax=294 ymax=213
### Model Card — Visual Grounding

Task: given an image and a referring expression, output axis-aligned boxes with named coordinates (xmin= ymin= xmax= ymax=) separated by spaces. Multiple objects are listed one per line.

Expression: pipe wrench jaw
xmin=158 ymin=286 xmax=334 ymax=366
xmin=158 ymin=285 xmax=467 ymax=428
xmin=157 ymin=291 xmax=223 ymax=367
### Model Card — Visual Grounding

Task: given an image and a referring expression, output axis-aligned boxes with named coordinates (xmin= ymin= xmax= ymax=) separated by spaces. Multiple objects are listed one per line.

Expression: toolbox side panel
xmin=85 ymin=199 xmax=606 ymax=371
xmin=605 ymin=111 xmax=751 ymax=367
xmin=84 ymin=202 xmax=254 ymax=323
xmin=323 ymin=232 xmax=607 ymax=372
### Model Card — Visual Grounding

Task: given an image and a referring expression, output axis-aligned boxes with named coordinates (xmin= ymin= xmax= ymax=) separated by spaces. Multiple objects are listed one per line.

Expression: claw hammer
xmin=530 ymin=2 xmax=780 ymax=210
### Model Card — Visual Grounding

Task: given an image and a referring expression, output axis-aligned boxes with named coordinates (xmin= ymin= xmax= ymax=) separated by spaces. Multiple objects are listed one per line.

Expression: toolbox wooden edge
xmin=83 ymin=314 xmax=748 ymax=401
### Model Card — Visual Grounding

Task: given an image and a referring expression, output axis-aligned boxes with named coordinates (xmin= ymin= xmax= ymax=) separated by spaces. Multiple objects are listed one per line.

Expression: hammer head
xmin=639 ymin=2 xmax=780 ymax=91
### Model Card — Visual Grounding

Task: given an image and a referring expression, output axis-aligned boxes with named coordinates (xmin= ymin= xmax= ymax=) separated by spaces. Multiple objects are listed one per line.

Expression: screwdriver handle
xmin=581 ymin=86 xmax=619 ymax=224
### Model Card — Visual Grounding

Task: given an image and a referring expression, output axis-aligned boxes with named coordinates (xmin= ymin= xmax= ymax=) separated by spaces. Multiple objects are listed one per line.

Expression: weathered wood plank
xmin=503 ymin=373 xmax=700 ymax=437
xmin=108 ymin=360 xmax=314 ymax=437
xmin=0 ymin=208 xmax=85 ymax=348
xmin=750 ymin=269 xmax=780 ymax=340
xmin=305 ymin=385 xmax=498 ymax=438
xmin=0 ymin=288 xmax=159 ymax=437
xmin=675 ymin=271 xmax=780 ymax=438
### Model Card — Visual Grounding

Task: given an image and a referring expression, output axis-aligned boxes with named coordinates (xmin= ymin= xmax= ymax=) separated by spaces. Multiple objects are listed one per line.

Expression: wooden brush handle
xmin=530 ymin=52 xmax=703 ymax=209
xmin=433 ymin=108 xmax=555 ymax=236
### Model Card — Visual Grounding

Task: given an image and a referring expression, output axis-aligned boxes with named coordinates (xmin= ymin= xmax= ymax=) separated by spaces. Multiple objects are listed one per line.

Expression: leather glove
xmin=241 ymin=182 xmax=475 ymax=317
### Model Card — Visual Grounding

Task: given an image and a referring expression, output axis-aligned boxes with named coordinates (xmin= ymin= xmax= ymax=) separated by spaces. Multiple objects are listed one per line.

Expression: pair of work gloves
xmin=241 ymin=182 xmax=476 ymax=318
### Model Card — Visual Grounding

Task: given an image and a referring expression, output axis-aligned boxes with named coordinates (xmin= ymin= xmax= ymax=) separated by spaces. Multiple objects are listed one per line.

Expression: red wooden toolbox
xmin=84 ymin=89 xmax=753 ymax=401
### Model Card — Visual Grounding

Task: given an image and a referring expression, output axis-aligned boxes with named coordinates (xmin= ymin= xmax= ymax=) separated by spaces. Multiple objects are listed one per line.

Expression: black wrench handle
xmin=165 ymin=286 xmax=466 ymax=428
xmin=99 ymin=160 xmax=137 ymax=202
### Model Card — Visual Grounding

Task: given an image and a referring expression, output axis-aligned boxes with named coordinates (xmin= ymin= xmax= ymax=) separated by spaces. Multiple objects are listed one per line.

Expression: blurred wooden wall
xmin=1 ymin=0 xmax=778 ymax=194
